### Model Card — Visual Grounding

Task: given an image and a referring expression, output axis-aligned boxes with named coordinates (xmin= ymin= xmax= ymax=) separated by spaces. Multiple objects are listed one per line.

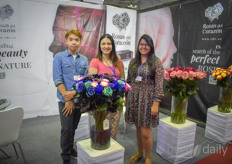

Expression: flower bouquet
xmin=212 ymin=67 xmax=232 ymax=113
xmin=72 ymin=73 xmax=131 ymax=149
xmin=164 ymin=66 xmax=207 ymax=123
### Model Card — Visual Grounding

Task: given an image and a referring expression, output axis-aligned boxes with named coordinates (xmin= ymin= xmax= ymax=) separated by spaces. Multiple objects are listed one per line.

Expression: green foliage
xmin=165 ymin=78 xmax=198 ymax=100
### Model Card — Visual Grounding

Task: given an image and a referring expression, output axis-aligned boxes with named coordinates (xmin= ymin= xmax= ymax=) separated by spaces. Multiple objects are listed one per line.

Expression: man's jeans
xmin=58 ymin=102 xmax=81 ymax=161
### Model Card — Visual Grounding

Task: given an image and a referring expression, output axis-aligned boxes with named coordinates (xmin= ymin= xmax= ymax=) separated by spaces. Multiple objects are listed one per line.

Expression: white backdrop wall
xmin=0 ymin=0 xmax=137 ymax=119
xmin=0 ymin=0 xmax=105 ymax=118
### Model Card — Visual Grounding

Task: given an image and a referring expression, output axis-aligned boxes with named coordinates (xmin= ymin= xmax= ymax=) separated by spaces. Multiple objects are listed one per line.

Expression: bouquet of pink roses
xmin=164 ymin=66 xmax=207 ymax=98
xmin=164 ymin=66 xmax=207 ymax=123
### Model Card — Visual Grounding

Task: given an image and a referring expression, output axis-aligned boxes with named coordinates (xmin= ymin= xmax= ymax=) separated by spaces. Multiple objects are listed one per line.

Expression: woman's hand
xmin=151 ymin=101 xmax=159 ymax=116
xmin=62 ymin=101 xmax=74 ymax=117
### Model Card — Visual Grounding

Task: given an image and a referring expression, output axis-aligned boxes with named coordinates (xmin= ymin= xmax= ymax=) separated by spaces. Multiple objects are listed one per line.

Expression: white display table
xmin=156 ymin=117 xmax=196 ymax=164
xmin=77 ymin=138 xmax=124 ymax=164
xmin=74 ymin=113 xmax=89 ymax=142
xmin=205 ymin=105 xmax=232 ymax=144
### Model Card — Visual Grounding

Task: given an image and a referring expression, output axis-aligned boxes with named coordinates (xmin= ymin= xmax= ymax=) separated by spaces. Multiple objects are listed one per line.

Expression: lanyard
xmin=138 ymin=59 xmax=148 ymax=75
xmin=102 ymin=56 xmax=116 ymax=76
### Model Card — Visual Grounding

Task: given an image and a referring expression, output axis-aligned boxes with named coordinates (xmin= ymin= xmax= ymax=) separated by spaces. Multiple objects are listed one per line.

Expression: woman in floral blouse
xmin=125 ymin=34 xmax=164 ymax=164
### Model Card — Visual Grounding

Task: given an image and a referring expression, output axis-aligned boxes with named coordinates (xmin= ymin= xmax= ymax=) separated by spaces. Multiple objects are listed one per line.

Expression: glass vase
xmin=218 ymin=86 xmax=232 ymax=113
xmin=89 ymin=110 xmax=111 ymax=150
xmin=171 ymin=96 xmax=188 ymax=124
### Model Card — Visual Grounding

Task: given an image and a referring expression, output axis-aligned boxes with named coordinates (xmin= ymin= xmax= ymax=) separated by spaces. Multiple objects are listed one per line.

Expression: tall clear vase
xmin=171 ymin=96 xmax=188 ymax=124
xmin=218 ymin=86 xmax=232 ymax=113
xmin=89 ymin=110 xmax=111 ymax=150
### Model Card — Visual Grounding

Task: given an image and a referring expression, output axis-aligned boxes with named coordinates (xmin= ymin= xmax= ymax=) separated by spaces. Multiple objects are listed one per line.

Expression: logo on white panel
xmin=205 ymin=2 xmax=224 ymax=22
xmin=112 ymin=12 xmax=130 ymax=31
xmin=0 ymin=4 xmax=14 ymax=20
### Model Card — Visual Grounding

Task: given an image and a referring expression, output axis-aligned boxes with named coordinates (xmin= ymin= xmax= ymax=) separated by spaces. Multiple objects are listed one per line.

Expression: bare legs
xmin=135 ymin=126 xmax=152 ymax=164
xmin=136 ymin=127 xmax=152 ymax=156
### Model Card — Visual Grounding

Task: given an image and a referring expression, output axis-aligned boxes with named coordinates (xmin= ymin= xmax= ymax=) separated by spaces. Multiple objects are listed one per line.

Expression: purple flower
xmin=77 ymin=82 xmax=84 ymax=93
xmin=112 ymin=81 xmax=119 ymax=90
xmin=87 ymin=86 xmax=95 ymax=96
xmin=109 ymin=83 xmax=117 ymax=91
xmin=118 ymin=84 xmax=125 ymax=92
xmin=95 ymin=84 xmax=104 ymax=95
xmin=72 ymin=82 xmax=76 ymax=89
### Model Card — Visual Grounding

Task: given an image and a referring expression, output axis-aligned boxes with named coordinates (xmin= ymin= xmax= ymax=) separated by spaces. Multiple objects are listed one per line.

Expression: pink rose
xmin=196 ymin=71 xmax=206 ymax=79
xmin=100 ymin=81 xmax=109 ymax=87
xmin=124 ymin=83 xmax=131 ymax=92
xmin=164 ymin=69 xmax=171 ymax=81
xmin=176 ymin=70 xmax=183 ymax=79
xmin=182 ymin=71 xmax=190 ymax=80
xmin=170 ymin=71 xmax=177 ymax=78
xmin=185 ymin=67 xmax=195 ymax=71
xmin=174 ymin=66 xmax=183 ymax=71
xmin=101 ymin=79 xmax=109 ymax=83
xmin=189 ymin=71 xmax=196 ymax=78
xmin=91 ymin=81 xmax=98 ymax=87
xmin=77 ymin=76 xmax=84 ymax=81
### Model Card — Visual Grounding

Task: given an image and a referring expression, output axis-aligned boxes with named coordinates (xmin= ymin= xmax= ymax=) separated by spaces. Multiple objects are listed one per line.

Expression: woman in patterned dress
xmin=88 ymin=34 xmax=125 ymax=140
xmin=125 ymin=34 xmax=164 ymax=164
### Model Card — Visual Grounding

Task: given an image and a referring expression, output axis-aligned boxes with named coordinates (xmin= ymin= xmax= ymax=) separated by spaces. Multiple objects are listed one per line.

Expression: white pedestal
xmin=74 ymin=113 xmax=89 ymax=142
xmin=156 ymin=117 xmax=196 ymax=164
xmin=205 ymin=105 xmax=232 ymax=144
xmin=77 ymin=138 xmax=125 ymax=164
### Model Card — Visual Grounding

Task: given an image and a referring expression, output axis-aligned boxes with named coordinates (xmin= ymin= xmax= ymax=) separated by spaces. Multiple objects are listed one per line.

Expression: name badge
xmin=135 ymin=76 xmax=142 ymax=81
xmin=74 ymin=75 xmax=80 ymax=81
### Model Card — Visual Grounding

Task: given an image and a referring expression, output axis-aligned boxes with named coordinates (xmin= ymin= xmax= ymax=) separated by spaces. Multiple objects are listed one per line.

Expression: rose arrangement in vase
xmin=212 ymin=66 xmax=232 ymax=113
xmin=72 ymin=73 xmax=131 ymax=149
xmin=164 ymin=66 xmax=207 ymax=124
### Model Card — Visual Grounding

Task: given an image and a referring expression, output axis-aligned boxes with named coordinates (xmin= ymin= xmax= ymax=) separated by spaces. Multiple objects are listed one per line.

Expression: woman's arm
xmin=88 ymin=67 xmax=98 ymax=74
xmin=88 ymin=58 xmax=98 ymax=74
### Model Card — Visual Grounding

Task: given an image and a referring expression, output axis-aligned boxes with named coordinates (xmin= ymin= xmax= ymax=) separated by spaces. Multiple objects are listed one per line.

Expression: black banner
xmin=161 ymin=0 xmax=232 ymax=123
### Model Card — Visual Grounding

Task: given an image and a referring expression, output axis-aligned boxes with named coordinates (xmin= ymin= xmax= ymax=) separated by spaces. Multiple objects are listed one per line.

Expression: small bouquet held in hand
xmin=212 ymin=66 xmax=232 ymax=113
xmin=164 ymin=66 xmax=207 ymax=123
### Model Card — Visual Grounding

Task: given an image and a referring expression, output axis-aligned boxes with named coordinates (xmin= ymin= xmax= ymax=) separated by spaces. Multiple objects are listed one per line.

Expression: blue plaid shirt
xmin=53 ymin=49 xmax=88 ymax=102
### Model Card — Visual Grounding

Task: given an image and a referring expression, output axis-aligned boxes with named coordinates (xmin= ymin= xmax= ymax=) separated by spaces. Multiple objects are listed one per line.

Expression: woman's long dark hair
xmin=96 ymin=34 xmax=120 ymax=69
xmin=129 ymin=34 xmax=157 ymax=77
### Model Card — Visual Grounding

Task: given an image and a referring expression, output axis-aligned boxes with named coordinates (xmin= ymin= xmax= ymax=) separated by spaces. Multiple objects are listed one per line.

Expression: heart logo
xmin=205 ymin=2 xmax=224 ymax=22
xmin=112 ymin=12 xmax=130 ymax=31
xmin=0 ymin=4 xmax=14 ymax=20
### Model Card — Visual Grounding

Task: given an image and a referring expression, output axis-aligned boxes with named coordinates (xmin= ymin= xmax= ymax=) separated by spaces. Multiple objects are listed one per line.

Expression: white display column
xmin=205 ymin=105 xmax=232 ymax=144
xmin=77 ymin=138 xmax=125 ymax=164
xmin=156 ymin=117 xmax=197 ymax=164
xmin=74 ymin=113 xmax=89 ymax=142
